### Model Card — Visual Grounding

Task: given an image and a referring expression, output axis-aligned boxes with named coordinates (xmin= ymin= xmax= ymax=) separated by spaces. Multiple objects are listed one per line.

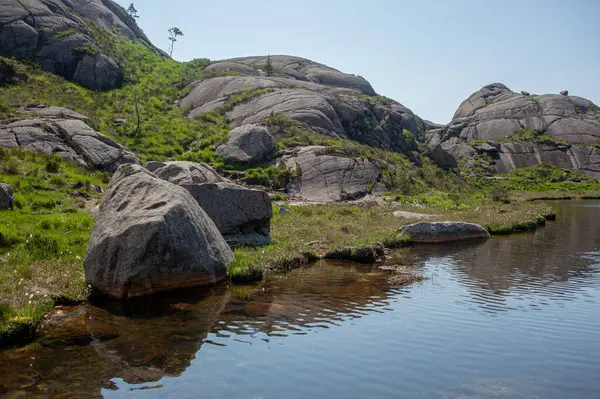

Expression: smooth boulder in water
xmin=84 ymin=164 xmax=233 ymax=298
xmin=398 ymin=221 xmax=490 ymax=244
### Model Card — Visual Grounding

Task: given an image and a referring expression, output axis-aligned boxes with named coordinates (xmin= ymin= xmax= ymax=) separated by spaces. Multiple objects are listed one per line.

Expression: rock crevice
xmin=428 ymin=83 xmax=600 ymax=178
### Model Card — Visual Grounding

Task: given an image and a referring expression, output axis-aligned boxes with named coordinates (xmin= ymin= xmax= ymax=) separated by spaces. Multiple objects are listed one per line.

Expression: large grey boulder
xmin=84 ymin=164 xmax=233 ymax=298
xmin=0 ymin=112 xmax=138 ymax=172
xmin=183 ymin=182 xmax=272 ymax=246
xmin=427 ymin=83 xmax=600 ymax=178
xmin=216 ymin=124 xmax=275 ymax=164
xmin=181 ymin=57 xmax=427 ymax=154
xmin=145 ymin=161 xmax=225 ymax=184
xmin=71 ymin=53 xmax=123 ymax=91
xmin=281 ymin=146 xmax=380 ymax=202
xmin=399 ymin=222 xmax=490 ymax=244
xmin=0 ymin=0 xmax=160 ymax=90
xmin=148 ymin=161 xmax=273 ymax=245
xmin=0 ymin=183 xmax=14 ymax=210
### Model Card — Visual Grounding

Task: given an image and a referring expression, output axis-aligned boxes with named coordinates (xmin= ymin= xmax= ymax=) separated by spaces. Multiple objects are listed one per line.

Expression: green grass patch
xmin=243 ymin=166 xmax=297 ymax=189
xmin=499 ymin=128 xmax=570 ymax=146
xmin=48 ymin=28 xmax=79 ymax=42
xmin=583 ymin=141 xmax=600 ymax=149
xmin=354 ymin=93 xmax=395 ymax=106
xmin=231 ymin=200 xmax=554 ymax=282
xmin=264 ymin=113 xmax=467 ymax=195
xmin=479 ymin=164 xmax=600 ymax=194
xmin=0 ymin=23 xmax=237 ymax=166
xmin=468 ymin=139 xmax=489 ymax=146
xmin=227 ymin=252 xmax=265 ymax=283
xmin=0 ymin=149 xmax=106 ymax=344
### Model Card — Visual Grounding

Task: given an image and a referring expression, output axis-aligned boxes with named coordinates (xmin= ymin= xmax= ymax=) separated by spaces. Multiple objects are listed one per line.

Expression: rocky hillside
xmin=182 ymin=55 xmax=428 ymax=153
xmin=427 ymin=83 xmax=600 ymax=178
xmin=0 ymin=0 xmax=162 ymax=90
xmin=0 ymin=0 xmax=454 ymax=204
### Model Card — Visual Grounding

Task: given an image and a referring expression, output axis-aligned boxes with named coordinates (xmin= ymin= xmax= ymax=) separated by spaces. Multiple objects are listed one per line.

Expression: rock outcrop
xmin=179 ymin=55 xmax=435 ymax=203
xmin=427 ymin=83 xmax=600 ymax=178
xmin=399 ymin=222 xmax=490 ymax=244
xmin=84 ymin=164 xmax=233 ymax=298
xmin=183 ymin=182 xmax=272 ymax=246
xmin=0 ymin=183 xmax=14 ymax=210
xmin=213 ymin=55 xmax=377 ymax=94
xmin=0 ymin=105 xmax=138 ymax=171
xmin=181 ymin=55 xmax=427 ymax=154
xmin=0 ymin=0 xmax=161 ymax=90
xmin=145 ymin=161 xmax=225 ymax=185
xmin=281 ymin=146 xmax=380 ymax=202
xmin=216 ymin=124 xmax=275 ymax=164
xmin=146 ymin=161 xmax=272 ymax=246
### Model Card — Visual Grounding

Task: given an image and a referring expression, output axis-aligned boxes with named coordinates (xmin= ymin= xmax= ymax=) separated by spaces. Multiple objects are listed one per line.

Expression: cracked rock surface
xmin=281 ymin=146 xmax=380 ymax=202
xmin=427 ymin=83 xmax=600 ymax=178
xmin=0 ymin=0 xmax=161 ymax=90
xmin=0 ymin=104 xmax=138 ymax=171
xmin=146 ymin=161 xmax=273 ymax=246
xmin=181 ymin=55 xmax=427 ymax=154
xmin=84 ymin=164 xmax=233 ymax=298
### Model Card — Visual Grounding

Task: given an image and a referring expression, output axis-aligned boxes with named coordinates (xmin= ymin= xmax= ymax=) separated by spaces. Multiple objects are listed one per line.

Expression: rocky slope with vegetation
xmin=2 ymin=0 xmax=600 ymax=347
xmin=0 ymin=0 xmax=162 ymax=90
xmin=427 ymin=83 xmax=600 ymax=178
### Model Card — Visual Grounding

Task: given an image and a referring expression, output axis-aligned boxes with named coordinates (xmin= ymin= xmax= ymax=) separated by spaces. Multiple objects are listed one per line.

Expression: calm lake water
xmin=2 ymin=201 xmax=600 ymax=398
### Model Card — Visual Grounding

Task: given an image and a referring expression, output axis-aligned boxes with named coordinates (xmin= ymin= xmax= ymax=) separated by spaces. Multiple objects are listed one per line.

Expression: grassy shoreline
xmin=1 ymin=151 xmax=598 ymax=348
xmin=228 ymin=200 xmax=556 ymax=280
xmin=1 ymin=194 xmax=558 ymax=348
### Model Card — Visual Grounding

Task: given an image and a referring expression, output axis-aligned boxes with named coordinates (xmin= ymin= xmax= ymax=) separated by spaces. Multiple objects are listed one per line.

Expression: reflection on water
xmin=1 ymin=201 xmax=600 ymax=398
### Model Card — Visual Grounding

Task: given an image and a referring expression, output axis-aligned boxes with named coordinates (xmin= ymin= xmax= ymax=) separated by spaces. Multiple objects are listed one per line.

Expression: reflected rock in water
xmin=0 ymin=289 xmax=230 ymax=397
xmin=0 ymin=257 xmax=424 ymax=396
xmin=414 ymin=203 xmax=600 ymax=304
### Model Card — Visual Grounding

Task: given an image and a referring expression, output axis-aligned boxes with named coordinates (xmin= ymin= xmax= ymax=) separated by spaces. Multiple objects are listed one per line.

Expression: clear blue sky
xmin=116 ymin=0 xmax=600 ymax=124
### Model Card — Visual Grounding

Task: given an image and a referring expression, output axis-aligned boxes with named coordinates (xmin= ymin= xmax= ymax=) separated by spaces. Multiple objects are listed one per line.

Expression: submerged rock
xmin=182 ymin=182 xmax=272 ymax=246
xmin=0 ymin=183 xmax=14 ymax=210
xmin=84 ymin=164 xmax=233 ymax=298
xmin=324 ymin=244 xmax=385 ymax=263
xmin=216 ymin=124 xmax=275 ymax=164
xmin=398 ymin=221 xmax=490 ymax=244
